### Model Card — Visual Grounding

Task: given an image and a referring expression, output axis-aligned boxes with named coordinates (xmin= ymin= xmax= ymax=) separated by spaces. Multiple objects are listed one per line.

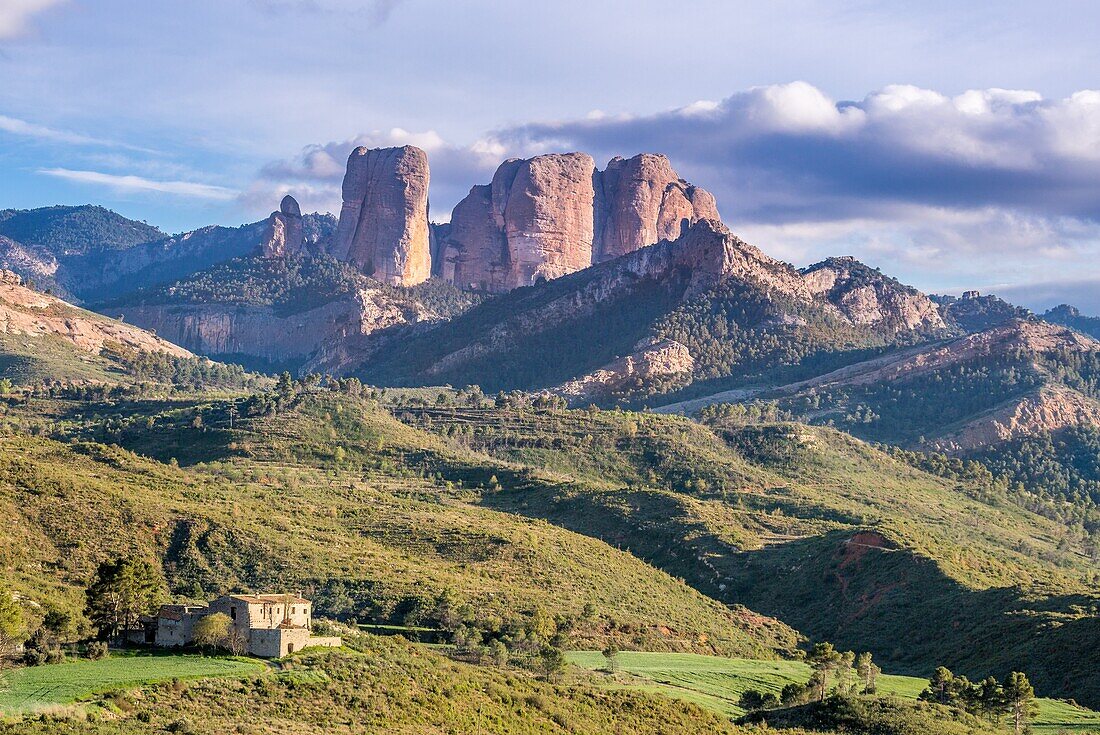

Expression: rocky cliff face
xmin=330 ymin=146 xmax=431 ymax=286
xmin=801 ymin=256 xmax=946 ymax=332
xmin=260 ymin=195 xmax=305 ymax=258
xmin=438 ymin=153 xmax=719 ymax=293
xmin=0 ymin=235 xmax=63 ymax=294
xmin=109 ymin=288 xmax=440 ymax=370
xmin=596 ymin=154 xmax=720 ymax=262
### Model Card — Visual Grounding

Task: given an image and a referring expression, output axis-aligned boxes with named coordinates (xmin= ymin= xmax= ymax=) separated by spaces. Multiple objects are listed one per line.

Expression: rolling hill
xmin=389 ymin=398 xmax=1100 ymax=706
xmin=0 ymin=389 xmax=798 ymax=660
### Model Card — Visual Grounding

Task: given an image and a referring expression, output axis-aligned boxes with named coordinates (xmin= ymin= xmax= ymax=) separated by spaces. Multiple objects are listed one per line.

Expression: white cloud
xmin=0 ymin=0 xmax=64 ymax=39
xmin=37 ymin=168 xmax=237 ymax=200
xmin=0 ymin=114 xmax=102 ymax=146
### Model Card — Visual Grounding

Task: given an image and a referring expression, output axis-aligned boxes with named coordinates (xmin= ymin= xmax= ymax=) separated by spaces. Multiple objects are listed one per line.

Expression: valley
xmin=1 ymin=143 xmax=1099 ymax=735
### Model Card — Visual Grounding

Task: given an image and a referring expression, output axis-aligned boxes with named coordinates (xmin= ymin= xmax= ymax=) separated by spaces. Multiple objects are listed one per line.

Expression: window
xmin=230 ymin=606 xmax=236 ymax=620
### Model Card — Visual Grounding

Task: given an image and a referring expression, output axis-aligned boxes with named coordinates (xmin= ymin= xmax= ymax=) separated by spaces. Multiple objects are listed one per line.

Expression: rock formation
xmin=801 ymin=256 xmax=946 ymax=332
xmin=596 ymin=154 xmax=720 ymax=262
xmin=438 ymin=153 xmax=719 ymax=293
xmin=260 ymin=195 xmax=305 ymax=258
xmin=554 ymin=338 xmax=694 ymax=404
xmin=330 ymin=146 xmax=431 ymax=286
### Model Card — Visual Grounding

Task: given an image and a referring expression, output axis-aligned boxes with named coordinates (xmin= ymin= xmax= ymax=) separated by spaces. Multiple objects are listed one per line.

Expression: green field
xmin=0 ymin=652 xmax=266 ymax=715
xmin=566 ymin=651 xmax=1100 ymax=732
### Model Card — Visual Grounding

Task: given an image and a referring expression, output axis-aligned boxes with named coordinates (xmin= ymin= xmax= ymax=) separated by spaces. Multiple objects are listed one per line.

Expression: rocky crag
xmin=329 ymin=146 xmax=432 ymax=286
xmin=260 ymin=195 xmax=305 ymax=258
xmin=435 ymin=153 xmax=719 ymax=292
xmin=801 ymin=256 xmax=945 ymax=331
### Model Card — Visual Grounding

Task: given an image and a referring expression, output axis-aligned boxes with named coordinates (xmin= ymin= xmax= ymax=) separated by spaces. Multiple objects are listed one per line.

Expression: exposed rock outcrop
xmin=801 ymin=257 xmax=945 ymax=332
xmin=439 ymin=153 xmax=720 ymax=293
xmin=932 ymin=384 xmax=1100 ymax=451
xmin=554 ymin=338 xmax=694 ymax=404
xmin=596 ymin=154 xmax=720 ymax=262
xmin=441 ymin=153 xmax=597 ymax=291
xmin=0 ymin=235 xmax=62 ymax=294
xmin=0 ymin=269 xmax=192 ymax=358
xmin=260 ymin=195 xmax=305 ymax=258
xmin=330 ymin=146 xmax=431 ymax=286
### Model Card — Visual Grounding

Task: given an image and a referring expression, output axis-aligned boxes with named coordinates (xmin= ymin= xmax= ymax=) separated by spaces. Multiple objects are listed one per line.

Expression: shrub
xmin=167 ymin=717 xmax=195 ymax=734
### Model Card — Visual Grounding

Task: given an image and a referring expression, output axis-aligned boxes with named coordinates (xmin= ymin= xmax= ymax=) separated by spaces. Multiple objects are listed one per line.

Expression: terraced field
xmin=566 ymin=651 xmax=1100 ymax=732
xmin=0 ymin=652 xmax=265 ymax=715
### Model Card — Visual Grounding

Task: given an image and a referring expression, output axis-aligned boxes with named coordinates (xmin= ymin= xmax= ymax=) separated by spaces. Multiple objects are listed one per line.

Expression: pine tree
xmin=84 ymin=557 xmax=165 ymax=641
xmin=1002 ymin=672 xmax=1038 ymax=735
xmin=807 ymin=642 xmax=843 ymax=701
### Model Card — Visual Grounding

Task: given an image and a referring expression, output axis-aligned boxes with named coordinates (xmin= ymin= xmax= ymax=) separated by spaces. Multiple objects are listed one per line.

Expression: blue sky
xmin=2 ymin=0 xmax=1100 ymax=311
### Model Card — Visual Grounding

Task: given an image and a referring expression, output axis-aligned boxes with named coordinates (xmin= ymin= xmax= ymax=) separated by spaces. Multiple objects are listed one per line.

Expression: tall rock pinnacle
xmin=330 ymin=145 xmax=431 ymax=286
xmin=260 ymin=194 xmax=305 ymax=258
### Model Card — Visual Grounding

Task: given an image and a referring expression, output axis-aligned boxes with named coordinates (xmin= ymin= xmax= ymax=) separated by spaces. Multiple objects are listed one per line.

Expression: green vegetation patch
xmin=0 ymin=206 xmax=164 ymax=256
xmin=0 ymin=652 xmax=264 ymax=714
xmin=1 ymin=638 xmax=745 ymax=734
xmin=566 ymin=651 xmax=1100 ymax=731
xmin=101 ymin=254 xmax=483 ymax=319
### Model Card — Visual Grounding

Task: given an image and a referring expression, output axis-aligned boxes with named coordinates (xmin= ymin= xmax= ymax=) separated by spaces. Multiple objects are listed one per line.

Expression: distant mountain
xmin=0 ymin=203 xmax=337 ymax=303
xmin=1044 ymin=303 xmax=1100 ymax=339
xmin=0 ymin=204 xmax=165 ymax=255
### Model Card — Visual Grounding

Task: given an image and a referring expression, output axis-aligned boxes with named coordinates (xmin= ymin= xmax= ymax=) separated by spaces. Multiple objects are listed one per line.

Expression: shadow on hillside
xmin=480 ymin=485 xmax=1100 ymax=709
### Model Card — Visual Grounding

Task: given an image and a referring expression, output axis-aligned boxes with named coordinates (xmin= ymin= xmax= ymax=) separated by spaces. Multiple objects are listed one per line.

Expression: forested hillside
xmin=0 ymin=206 xmax=164 ymax=256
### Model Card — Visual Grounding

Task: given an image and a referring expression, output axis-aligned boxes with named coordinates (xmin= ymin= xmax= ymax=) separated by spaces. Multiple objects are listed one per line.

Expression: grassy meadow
xmin=0 ymin=652 xmax=264 ymax=716
xmin=566 ymin=651 xmax=1100 ymax=731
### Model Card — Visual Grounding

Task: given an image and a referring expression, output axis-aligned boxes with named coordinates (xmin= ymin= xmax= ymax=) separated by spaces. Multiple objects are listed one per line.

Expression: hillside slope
xmin=391 ymin=400 xmax=1100 ymax=706
xmin=347 ymin=220 xmax=949 ymax=398
xmin=0 ymin=390 xmax=797 ymax=659
xmin=733 ymin=318 xmax=1100 ymax=452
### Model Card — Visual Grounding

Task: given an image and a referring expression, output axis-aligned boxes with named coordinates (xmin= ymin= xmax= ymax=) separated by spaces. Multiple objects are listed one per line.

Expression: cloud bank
xmin=495 ymin=82 xmax=1100 ymax=224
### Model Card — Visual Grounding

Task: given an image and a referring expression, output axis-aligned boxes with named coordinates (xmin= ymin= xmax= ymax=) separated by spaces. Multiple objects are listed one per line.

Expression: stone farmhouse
xmin=149 ymin=593 xmax=341 ymax=658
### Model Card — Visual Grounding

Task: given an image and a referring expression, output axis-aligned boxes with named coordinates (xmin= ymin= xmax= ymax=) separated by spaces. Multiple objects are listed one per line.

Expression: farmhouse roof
xmin=226 ymin=593 xmax=309 ymax=605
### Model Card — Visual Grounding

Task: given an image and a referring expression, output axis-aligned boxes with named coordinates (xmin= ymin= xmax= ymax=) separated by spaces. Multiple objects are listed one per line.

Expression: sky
xmin=2 ymin=0 xmax=1100 ymax=312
